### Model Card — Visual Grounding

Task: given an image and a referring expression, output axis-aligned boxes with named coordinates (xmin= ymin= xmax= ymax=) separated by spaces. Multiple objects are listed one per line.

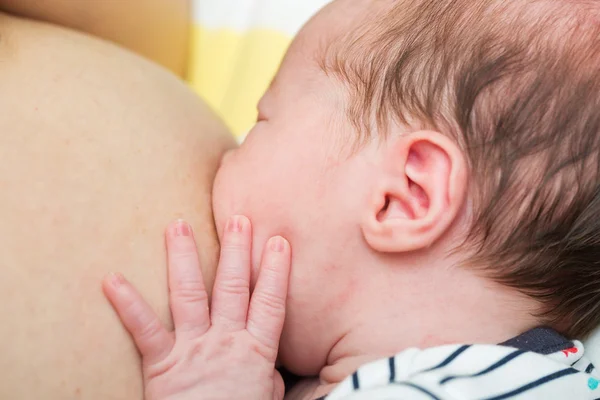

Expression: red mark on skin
xmin=328 ymin=274 xmax=357 ymax=311
xmin=562 ymin=347 xmax=578 ymax=356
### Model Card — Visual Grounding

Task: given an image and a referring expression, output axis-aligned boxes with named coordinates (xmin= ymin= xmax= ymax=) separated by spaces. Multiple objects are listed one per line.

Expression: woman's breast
xmin=0 ymin=12 xmax=235 ymax=399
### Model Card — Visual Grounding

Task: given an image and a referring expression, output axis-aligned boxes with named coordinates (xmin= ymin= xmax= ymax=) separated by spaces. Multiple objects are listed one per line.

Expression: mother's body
xmin=0 ymin=12 xmax=234 ymax=399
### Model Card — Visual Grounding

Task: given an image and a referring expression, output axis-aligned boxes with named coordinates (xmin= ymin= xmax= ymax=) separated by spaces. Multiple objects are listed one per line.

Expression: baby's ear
xmin=361 ymin=131 xmax=468 ymax=253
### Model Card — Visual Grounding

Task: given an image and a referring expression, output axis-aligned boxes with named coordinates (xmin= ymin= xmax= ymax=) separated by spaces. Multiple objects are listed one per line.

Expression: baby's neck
xmin=289 ymin=270 xmax=540 ymax=399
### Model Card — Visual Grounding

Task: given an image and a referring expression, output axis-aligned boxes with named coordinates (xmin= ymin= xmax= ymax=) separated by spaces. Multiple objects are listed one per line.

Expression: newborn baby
xmin=104 ymin=0 xmax=600 ymax=399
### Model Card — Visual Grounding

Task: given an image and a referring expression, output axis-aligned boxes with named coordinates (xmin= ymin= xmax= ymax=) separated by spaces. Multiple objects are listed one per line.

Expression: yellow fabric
xmin=186 ymin=26 xmax=292 ymax=138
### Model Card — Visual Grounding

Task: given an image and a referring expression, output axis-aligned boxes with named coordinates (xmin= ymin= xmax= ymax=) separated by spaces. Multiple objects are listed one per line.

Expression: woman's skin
xmin=0 ymin=12 xmax=235 ymax=399
xmin=0 ymin=0 xmax=190 ymax=76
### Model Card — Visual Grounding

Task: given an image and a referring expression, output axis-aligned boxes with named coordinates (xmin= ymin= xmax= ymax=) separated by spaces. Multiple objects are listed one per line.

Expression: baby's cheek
xmin=329 ymin=273 xmax=358 ymax=310
xmin=295 ymin=262 xmax=356 ymax=313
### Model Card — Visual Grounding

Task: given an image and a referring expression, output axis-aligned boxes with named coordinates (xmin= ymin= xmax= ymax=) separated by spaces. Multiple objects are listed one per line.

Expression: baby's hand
xmin=102 ymin=216 xmax=291 ymax=400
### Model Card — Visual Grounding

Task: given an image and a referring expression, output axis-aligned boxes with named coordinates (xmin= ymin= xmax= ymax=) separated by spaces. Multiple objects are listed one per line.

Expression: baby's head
xmin=213 ymin=0 xmax=600 ymax=377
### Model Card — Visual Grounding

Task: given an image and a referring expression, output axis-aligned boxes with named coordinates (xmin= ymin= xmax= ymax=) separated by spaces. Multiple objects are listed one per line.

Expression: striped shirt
xmin=318 ymin=328 xmax=599 ymax=399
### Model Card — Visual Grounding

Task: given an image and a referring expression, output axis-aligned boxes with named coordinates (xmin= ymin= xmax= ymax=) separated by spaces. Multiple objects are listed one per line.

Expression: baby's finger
xmin=246 ymin=236 xmax=291 ymax=359
xmin=102 ymin=273 xmax=174 ymax=365
xmin=166 ymin=220 xmax=210 ymax=339
xmin=211 ymin=216 xmax=252 ymax=331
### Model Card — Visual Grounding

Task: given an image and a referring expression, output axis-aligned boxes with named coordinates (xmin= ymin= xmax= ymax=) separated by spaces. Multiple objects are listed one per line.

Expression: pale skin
xmin=103 ymin=216 xmax=292 ymax=400
xmin=0 ymin=10 xmax=235 ymax=399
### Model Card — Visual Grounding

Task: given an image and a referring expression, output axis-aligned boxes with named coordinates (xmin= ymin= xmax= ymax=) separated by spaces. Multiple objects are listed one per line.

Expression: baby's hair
xmin=323 ymin=0 xmax=600 ymax=337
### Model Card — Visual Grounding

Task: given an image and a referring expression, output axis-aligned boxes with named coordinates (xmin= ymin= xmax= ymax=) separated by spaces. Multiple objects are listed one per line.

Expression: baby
xmin=103 ymin=0 xmax=600 ymax=398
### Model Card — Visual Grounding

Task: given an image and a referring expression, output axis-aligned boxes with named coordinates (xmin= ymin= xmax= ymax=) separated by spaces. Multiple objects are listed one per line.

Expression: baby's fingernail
xmin=174 ymin=220 xmax=192 ymax=237
xmin=227 ymin=216 xmax=247 ymax=233
xmin=108 ymin=272 xmax=125 ymax=288
xmin=269 ymin=236 xmax=286 ymax=253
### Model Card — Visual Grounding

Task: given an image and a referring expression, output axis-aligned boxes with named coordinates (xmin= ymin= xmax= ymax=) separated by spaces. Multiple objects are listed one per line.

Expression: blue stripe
xmin=392 ymin=382 xmax=442 ymax=400
xmin=352 ymin=371 xmax=359 ymax=390
xmin=423 ymin=345 xmax=471 ymax=372
xmin=482 ymin=368 xmax=579 ymax=400
xmin=389 ymin=356 xmax=396 ymax=383
xmin=440 ymin=349 xmax=525 ymax=384
xmin=587 ymin=363 xmax=595 ymax=374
